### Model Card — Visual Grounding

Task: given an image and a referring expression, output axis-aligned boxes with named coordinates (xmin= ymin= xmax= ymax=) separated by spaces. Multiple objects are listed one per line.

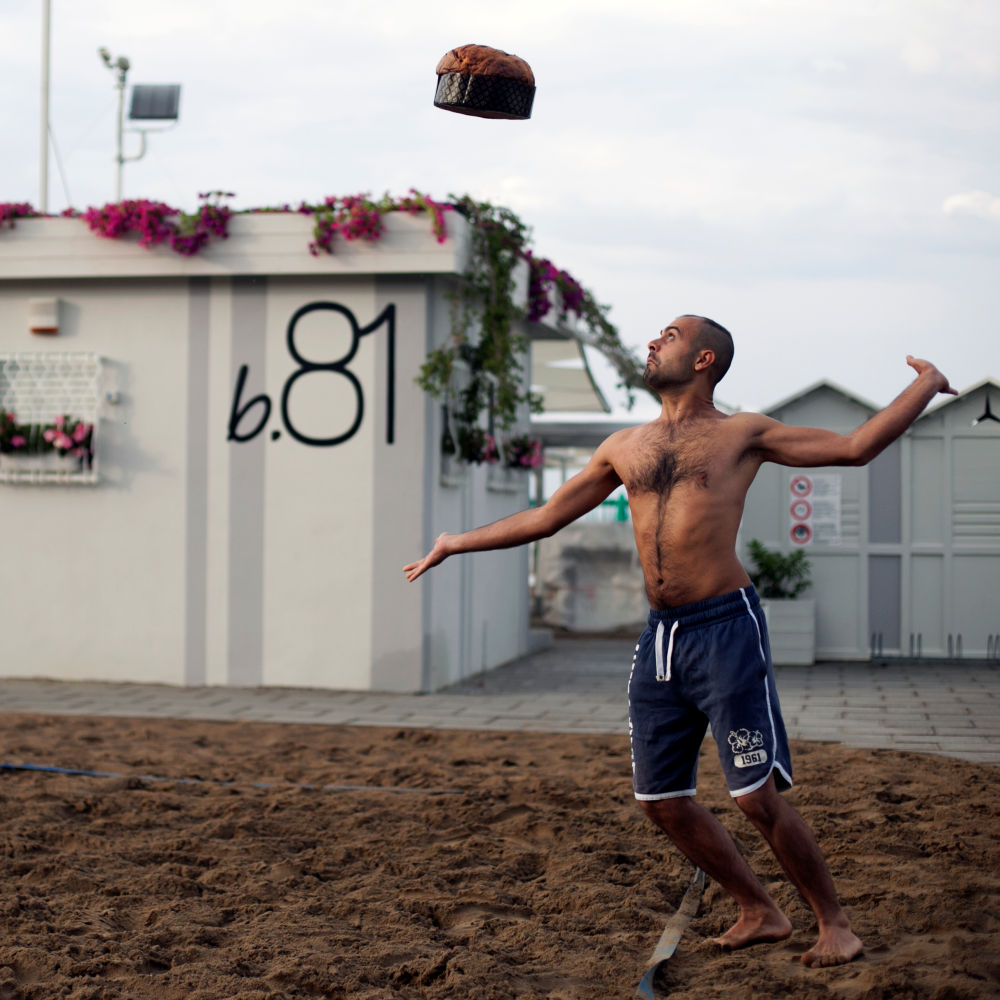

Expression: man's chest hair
xmin=620 ymin=423 xmax=719 ymax=496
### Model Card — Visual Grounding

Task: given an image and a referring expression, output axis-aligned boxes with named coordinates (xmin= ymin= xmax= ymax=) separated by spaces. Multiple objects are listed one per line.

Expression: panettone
xmin=433 ymin=44 xmax=535 ymax=120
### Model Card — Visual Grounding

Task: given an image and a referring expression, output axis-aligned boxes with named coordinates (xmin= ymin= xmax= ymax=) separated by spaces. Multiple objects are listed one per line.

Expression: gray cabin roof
xmin=763 ymin=379 xmax=878 ymax=418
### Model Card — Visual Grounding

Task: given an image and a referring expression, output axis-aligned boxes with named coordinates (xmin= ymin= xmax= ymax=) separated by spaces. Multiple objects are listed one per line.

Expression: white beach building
xmin=0 ymin=210 xmax=605 ymax=692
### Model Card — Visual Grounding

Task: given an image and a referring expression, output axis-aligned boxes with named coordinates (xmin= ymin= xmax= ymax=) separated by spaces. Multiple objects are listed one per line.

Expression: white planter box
xmin=0 ymin=212 xmax=471 ymax=280
xmin=487 ymin=463 xmax=528 ymax=494
xmin=0 ymin=451 xmax=97 ymax=483
xmin=762 ymin=598 xmax=816 ymax=665
xmin=439 ymin=452 xmax=468 ymax=488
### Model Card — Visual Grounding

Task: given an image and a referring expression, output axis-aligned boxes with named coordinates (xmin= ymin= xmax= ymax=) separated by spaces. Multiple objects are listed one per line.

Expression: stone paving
xmin=0 ymin=638 xmax=997 ymax=765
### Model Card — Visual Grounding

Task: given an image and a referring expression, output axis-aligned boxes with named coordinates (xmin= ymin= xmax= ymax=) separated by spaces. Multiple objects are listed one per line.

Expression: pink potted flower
xmin=502 ymin=434 xmax=543 ymax=469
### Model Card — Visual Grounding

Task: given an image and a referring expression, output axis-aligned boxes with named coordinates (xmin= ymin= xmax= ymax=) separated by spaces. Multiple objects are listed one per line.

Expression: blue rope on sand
xmin=0 ymin=761 xmax=466 ymax=796
xmin=636 ymin=867 xmax=706 ymax=999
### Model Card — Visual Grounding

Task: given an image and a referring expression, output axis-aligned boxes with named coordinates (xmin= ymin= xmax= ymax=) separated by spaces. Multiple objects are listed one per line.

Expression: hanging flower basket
xmin=501 ymin=434 xmax=543 ymax=469
xmin=455 ymin=426 xmax=498 ymax=465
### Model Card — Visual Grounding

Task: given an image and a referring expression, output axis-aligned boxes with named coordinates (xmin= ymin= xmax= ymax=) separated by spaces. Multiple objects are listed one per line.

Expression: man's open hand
xmin=403 ymin=533 xmax=453 ymax=582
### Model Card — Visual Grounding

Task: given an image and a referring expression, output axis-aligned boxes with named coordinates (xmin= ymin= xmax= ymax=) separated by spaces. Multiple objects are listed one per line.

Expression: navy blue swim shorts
xmin=627 ymin=586 xmax=793 ymax=801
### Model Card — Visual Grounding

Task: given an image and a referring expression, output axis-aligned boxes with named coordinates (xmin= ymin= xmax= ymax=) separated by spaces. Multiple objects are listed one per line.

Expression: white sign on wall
xmin=789 ymin=473 xmax=841 ymax=545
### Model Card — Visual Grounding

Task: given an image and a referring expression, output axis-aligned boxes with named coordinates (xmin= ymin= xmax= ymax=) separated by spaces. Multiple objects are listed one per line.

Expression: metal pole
xmin=99 ymin=50 xmax=130 ymax=201
xmin=114 ymin=64 xmax=125 ymax=201
xmin=39 ymin=0 xmax=50 ymax=212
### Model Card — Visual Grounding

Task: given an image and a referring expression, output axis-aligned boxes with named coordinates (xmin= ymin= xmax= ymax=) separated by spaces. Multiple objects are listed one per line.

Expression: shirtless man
xmin=404 ymin=314 xmax=955 ymax=967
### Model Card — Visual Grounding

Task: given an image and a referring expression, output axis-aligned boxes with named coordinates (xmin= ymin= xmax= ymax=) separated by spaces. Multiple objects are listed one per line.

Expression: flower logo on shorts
xmin=728 ymin=728 xmax=768 ymax=768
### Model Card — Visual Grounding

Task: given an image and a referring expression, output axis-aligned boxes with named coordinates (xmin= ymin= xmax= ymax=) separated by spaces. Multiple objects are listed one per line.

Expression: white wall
xmin=420 ymin=276 xmax=535 ymax=689
xmin=0 ymin=279 xmax=190 ymax=682
xmin=369 ymin=277 xmax=432 ymax=691
xmin=259 ymin=280 xmax=377 ymax=689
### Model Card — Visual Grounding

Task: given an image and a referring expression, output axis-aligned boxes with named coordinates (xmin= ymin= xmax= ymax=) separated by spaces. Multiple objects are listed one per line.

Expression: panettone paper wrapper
xmin=434 ymin=73 xmax=535 ymax=119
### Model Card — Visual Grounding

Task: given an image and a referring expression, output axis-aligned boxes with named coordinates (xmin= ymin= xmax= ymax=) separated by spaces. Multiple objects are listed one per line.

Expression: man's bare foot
xmin=801 ymin=924 xmax=864 ymax=967
xmin=712 ymin=908 xmax=793 ymax=950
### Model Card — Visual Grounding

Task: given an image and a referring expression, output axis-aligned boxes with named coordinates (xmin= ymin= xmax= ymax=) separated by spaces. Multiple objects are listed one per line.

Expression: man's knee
xmin=639 ymin=795 xmax=696 ymax=833
xmin=734 ymin=778 xmax=783 ymax=829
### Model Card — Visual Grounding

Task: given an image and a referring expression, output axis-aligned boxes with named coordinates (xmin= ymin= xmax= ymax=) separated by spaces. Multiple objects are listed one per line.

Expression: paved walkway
xmin=1 ymin=638 xmax=997 ymax=765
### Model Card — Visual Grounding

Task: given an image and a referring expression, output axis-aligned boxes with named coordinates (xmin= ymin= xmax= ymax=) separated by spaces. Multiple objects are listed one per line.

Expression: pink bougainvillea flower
xmin=72 ymin=422 xmax=89 ymax=442
xmin=0 ymin=202 xmax=37 ymax=226
xmin=10 ymin=435 xmax=25 ymax=448
xmin=43 ymin=428 xmax=57 ymax=442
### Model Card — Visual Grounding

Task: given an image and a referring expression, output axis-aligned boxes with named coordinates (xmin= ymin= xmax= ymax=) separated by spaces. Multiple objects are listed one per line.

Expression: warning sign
xmin=789 ymin=473 xmax=841 ymax=545
xmin=790 ymin=475 xmax=812 ymax=498
xmin=790 ymin=499 xmax=812 ymax=521
xmin=790 ymin=522 xmax=812 ymax=544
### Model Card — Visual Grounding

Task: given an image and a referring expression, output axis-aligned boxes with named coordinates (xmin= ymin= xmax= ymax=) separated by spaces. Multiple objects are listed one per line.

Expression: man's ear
xmin=693 ymin=349 xmax=716 ymax=373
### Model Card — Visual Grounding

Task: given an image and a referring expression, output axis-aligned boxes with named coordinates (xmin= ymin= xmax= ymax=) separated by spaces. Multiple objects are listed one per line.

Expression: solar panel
xmin=129 ymin=84 xmax=181 ymax=121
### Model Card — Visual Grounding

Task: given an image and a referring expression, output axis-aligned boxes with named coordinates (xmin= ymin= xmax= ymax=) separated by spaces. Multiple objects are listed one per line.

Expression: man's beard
xmin=643 ymin=348 xmax=700 ymax=393
xmin=643 ymin=363 xmax=687 ymax=393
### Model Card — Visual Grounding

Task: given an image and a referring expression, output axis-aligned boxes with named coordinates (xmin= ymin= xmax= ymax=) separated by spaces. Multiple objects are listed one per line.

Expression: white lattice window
xmin=0 ymin=352 xmax=103 ymax=484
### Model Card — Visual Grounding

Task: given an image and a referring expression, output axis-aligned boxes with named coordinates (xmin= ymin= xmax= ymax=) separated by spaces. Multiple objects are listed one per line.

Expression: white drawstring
xmin=666 ymin=620 xmax=679 ymax=681
xmin=655 ymin=619 xmax=680 ymax=682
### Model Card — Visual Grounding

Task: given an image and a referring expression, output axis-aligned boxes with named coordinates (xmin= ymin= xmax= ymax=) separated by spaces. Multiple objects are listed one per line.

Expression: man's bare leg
xmin=734 ymin=778 xmax=863 ymax=967
xmin=640 ymin=796 xmax=793 ymax=948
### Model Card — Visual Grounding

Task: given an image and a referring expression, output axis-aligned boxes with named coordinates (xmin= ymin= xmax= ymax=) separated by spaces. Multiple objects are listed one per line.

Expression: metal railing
xmin=531 ymin=494 xmax=631 ymax=521
xmin=871 ymin=631 xmax=1000 ymax=664
xmin=594 ymin=495 xmax=630 ymax=522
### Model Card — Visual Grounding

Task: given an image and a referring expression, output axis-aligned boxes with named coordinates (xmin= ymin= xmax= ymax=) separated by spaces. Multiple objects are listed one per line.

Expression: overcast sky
xmin=2 ymin=0 xmax=997 ymax=416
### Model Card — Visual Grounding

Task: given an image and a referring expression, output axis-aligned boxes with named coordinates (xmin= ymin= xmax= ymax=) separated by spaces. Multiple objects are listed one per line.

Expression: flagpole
xmin=40 ymin=0 xmax=51 ymax=212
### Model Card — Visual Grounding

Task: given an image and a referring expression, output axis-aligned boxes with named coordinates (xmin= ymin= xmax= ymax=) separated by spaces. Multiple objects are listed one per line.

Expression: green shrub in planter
xmin=747 ymin=540 xmax=811 ymax=600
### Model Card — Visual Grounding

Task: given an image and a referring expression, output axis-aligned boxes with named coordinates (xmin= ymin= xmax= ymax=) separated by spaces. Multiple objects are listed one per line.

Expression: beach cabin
xmin=0 ymin=207 xmax=605 ymax=692
xmin=740 ymin=379 xmax=1000 ymax=661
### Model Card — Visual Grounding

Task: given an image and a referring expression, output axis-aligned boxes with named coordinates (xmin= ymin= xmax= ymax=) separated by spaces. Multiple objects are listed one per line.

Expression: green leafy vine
xmin=417 ymin=195 xmax=544 ymax=458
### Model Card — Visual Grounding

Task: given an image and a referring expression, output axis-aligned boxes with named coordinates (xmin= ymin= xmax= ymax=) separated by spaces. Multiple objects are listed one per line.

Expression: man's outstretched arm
xmin=403 ymin=446 xmax=622 ymax=582
xmin=750 ymin=356 xmax=956 ymax=468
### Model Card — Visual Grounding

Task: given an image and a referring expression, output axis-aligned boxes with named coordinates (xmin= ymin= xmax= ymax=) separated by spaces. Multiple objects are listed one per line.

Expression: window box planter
xmin=0 ymin=451 xmax=63 ymax=474
xmin=0 ymin=451 xmax=96 ymax=484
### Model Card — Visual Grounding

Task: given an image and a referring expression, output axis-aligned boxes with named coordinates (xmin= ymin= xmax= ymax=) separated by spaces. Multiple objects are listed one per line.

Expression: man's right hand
xmin=403 ymin=533 xmax=453 ymax=582
xmin=906 ymin=355 xmax=957 ymax=396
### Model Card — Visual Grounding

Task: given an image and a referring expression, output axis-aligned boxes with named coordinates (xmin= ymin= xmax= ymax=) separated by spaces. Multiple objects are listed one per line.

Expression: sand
xmin=0 ymin=712 xmax=997 ymax=1000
